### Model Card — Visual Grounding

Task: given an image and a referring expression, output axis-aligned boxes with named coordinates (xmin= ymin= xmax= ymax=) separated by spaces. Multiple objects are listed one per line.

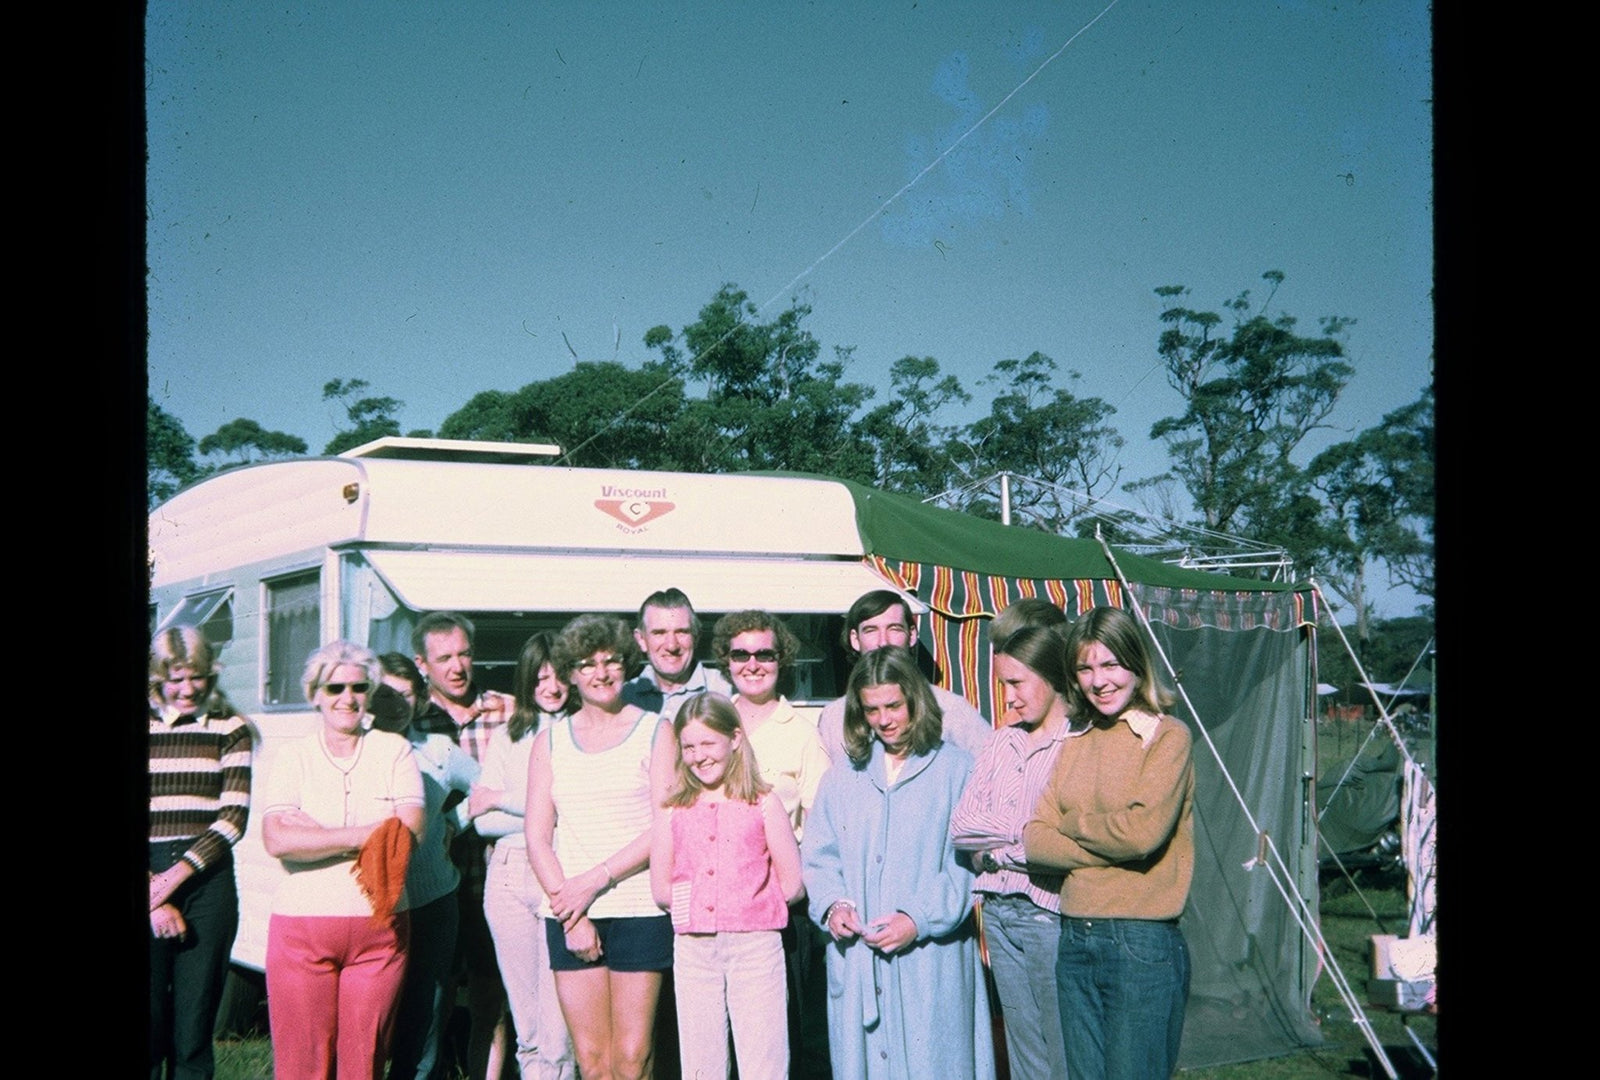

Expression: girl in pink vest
xmin=651 ymin=692 xmax=804 ymax=1080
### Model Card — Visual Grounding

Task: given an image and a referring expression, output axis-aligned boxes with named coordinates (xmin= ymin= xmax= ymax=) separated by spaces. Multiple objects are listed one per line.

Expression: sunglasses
xmin=322 ymin=682 xmax=371 ymax=695
xmin=728 ymin=648 xmax=779 ymax=664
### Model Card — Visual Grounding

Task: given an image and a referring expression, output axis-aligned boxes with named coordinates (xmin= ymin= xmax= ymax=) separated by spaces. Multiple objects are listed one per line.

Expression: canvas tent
xmin=832 ymin=479 xmax=1324 ymax=1068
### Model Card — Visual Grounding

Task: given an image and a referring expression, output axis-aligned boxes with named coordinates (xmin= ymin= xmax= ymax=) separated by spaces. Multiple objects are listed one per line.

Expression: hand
xmin=150 ymin=903 xmax=189 ymax=941
xmin=826 ymin=900 xmax=864 ymax=943
xmin=548 ymin=865 xmax=607 ymax=924
xmin=862 ymin=911 xmax=918 ymax=956
xmin=467 ymin=785 xmax=501 ymax=820
xmin=149 ymin=862 xmax=194 ymax=909
xmin=564 ymin=917 xmax=602 ymax=963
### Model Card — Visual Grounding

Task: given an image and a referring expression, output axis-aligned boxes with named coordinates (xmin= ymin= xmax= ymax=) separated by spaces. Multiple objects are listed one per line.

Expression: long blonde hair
xmin=841 ymin=647 xmax=943 ymax=766
xmin=662 ymin=692 xmax=770 ymax=808
xmin=1063 ymin=607 xmax=1174 ymax=717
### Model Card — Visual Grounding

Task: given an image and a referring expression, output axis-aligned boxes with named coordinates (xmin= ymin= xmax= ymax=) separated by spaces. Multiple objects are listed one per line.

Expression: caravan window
xmin=435 ymin=610 xmax=850 ymax=707
xmin=263 ymin=570 xmax=320 ymax=707
xmin=158 ymin=587 xmax=235 ymax=647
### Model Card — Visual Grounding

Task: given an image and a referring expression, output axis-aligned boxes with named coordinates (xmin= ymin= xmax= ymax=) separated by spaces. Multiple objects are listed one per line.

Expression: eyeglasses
xmin=322 ymin=682 xmax=371 ymax=695
xmin=728 ymin=648 xmax=780 ymax=664
xmin=577 ymin=656 xmax=626 ymax=675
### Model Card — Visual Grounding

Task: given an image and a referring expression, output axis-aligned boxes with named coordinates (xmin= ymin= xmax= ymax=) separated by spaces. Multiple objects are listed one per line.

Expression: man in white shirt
xmin=816 ymin=589 xmax=992 ymax=765
xmin=620 ymin=587 xmax=733 ymax=721
xmin=410 ymin=612 xmax=512 ymax=1080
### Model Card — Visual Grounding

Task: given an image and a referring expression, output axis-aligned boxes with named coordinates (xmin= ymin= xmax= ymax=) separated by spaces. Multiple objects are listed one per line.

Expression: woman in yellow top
xmin=1023 ymin=607 xmax=1196 ymax=1080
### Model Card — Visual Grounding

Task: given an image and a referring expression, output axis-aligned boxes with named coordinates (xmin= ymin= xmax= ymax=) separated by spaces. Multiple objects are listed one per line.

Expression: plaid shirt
xmin=415 ymin=687 xmax=509 ymax=893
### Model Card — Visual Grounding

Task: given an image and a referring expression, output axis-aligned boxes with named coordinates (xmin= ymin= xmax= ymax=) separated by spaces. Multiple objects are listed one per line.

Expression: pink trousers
xmin=266 ymin=913 xmax=410 ymax=1080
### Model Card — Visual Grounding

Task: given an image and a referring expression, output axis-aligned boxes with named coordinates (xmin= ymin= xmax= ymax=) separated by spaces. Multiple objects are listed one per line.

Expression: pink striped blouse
xmin=949 ymin=721 xmax=1088 ymax=913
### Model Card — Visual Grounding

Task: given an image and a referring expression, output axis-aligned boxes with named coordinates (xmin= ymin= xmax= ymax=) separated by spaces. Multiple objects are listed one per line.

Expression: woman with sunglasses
xmin=712 ymin=610 xmax=830 ymax=843
xmin=711 ymin=609 xmax=832 ymax=1076
xmin=525 ymin=615 xmax=677 ymax=1080
xmin=260 ymin=641 xmax=425 ymax=1080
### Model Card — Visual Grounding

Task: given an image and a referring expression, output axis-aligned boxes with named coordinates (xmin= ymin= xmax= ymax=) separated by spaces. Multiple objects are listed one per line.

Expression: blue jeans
xmin=982 ymin=894 xmax=1066 ymax=1080
xmin=1055 ymin=917 xmax=1189 ymax=1080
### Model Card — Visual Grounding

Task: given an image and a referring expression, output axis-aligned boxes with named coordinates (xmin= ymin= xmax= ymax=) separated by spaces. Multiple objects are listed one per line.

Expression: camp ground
xmin=151 ymin=436 xmax=1332 ymax=1069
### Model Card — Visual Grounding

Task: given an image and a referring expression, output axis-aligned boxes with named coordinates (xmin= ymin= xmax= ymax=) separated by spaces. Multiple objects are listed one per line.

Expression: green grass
xmin=1181 ymin=884 xmax=1436 ymax=1079
xmin=212 ymin=886 xmax=1436 ymax=1080
xmin=213 ymin=1036 xmax=274 ymax=1080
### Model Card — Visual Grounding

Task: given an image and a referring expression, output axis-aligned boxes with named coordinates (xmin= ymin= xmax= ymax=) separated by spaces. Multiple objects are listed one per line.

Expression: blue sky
xmin=146 ymin=0 xmax=1432 ymax=616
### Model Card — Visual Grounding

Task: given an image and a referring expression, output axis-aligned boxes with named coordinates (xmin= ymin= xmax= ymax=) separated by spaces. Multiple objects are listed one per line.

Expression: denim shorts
xmin=546 ymin=914 xmax=673 ymax=973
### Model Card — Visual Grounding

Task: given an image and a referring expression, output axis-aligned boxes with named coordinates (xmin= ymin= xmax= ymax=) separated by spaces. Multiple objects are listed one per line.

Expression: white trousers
xmin=674 ymin=930 xmax=789 ymax=1080
xmin=483 ymin=842 xmax=576 ymax=1080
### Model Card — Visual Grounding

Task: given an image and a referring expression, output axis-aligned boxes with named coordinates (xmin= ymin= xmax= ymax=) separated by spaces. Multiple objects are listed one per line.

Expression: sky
xmin=145 ymin=0 xmax=1433 ymax=618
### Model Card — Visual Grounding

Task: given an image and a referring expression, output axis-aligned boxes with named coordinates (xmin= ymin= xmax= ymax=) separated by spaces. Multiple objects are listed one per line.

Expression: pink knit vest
xmin=669 ymin=799 xmax=788 ymax=933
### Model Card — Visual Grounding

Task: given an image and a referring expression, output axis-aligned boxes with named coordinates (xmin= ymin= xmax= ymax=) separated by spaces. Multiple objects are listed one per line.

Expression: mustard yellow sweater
xmin=1022 ymin=711 xmax=1194 ymax=921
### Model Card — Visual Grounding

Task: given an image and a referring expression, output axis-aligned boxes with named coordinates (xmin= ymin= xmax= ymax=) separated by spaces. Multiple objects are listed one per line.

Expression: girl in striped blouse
xmin=948 ymin=624 xmax=1076 ymax=1080
xmin=148 ymin=626 xmax=252 ymax=1080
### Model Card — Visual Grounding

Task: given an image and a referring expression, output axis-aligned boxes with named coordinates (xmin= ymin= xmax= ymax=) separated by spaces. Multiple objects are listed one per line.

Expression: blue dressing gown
xmin=802 ymin=739 xmax=995 ymax=1080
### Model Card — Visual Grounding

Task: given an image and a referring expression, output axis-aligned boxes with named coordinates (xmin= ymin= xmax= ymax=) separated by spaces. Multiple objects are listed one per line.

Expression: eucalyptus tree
xmin=1148 ymin=271 xmax=1354 ymax=537
xmin=148 ymin=396 xmax=201 ymax=508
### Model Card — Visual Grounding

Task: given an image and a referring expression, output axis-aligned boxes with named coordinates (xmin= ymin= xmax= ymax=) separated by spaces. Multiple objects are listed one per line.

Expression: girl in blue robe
xmin=802 ymin=646 xmax=996 ymax=1080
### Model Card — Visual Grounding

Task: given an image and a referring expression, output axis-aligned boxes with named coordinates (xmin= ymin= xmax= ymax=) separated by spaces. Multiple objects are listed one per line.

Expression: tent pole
xmin=1093 ymin=529 xmax=1401 ymax=1080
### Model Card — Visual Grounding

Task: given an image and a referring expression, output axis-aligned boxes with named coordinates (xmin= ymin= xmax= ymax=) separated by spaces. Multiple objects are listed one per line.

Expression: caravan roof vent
xmin=338 ymin=436 xmax=563 ymax=465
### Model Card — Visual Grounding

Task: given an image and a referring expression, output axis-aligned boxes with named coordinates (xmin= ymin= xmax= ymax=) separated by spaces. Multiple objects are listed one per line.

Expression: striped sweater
xmin=148 ymin=709 xmax=253 ymax=872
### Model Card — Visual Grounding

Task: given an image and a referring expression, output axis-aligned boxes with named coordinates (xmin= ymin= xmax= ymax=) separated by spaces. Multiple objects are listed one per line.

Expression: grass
xmin=213 ymin=731 xmax=1437 ymax=1080
xmin=212 ymin=884 xmax=1436 ymax=1080
xmin=213 ymin=1037 xmax=274 ymax=1080
xmin=1182 ymin=883 xmax=1436 ymax=1079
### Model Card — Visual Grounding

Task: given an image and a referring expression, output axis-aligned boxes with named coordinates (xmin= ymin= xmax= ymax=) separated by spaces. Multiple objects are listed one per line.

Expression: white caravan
xmin=148 ymin=437 xmax=911 ymax=974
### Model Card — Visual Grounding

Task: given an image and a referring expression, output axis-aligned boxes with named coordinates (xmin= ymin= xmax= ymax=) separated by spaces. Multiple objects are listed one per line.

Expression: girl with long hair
xmin=470 ymin=633 xmax=577 ymax=1078
xmin=649 ymin=692 xmax=803 ymax=1080
xmin=949 ymin=624 xmax=1075 ymax=1080
xmin=1023 ymin=606 xmax=1196 ymax=1080
xmin=802 ymin=647 xmax=994 ymax=1080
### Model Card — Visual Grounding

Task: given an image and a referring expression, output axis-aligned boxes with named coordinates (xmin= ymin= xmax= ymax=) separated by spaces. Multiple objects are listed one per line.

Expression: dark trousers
xmin=387 ymin=890 xmax=461 ymax=1080
xmin=150 ymin=842 xmax=238 ymax=1080
xmin=783 ymin=902 xmax=832 ymax=1080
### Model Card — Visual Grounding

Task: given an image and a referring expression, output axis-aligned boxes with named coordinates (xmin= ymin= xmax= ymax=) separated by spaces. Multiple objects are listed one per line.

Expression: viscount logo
xmin=601 ymin=484 xmax=668 ymax=499
xmin=595 ymin=498 xmax=676 ymax=528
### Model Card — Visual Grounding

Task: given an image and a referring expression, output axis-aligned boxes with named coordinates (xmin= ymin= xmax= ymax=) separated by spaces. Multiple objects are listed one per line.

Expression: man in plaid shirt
xmin=413 ymin=612 xmax=513 ymax=1080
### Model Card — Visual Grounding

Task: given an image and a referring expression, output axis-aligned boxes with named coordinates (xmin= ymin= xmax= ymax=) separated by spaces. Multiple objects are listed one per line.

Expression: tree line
xmin=149 ymin=273 xmax=1433 ymax=642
